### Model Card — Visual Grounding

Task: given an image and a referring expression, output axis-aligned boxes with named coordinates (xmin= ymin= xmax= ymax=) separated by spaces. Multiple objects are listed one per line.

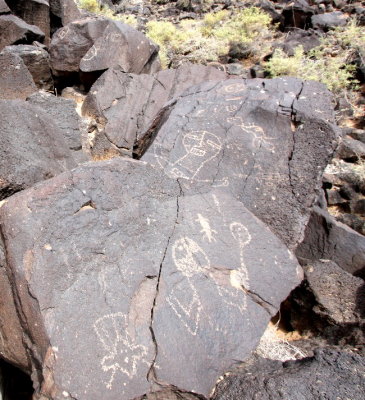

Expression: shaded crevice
xmin=241 ymin=285 xmax=277 ymax=316
xmin=287 ymin=82 xmax=304 ymax=200
xmin=147 ymin=181 xmax=183 ymax=384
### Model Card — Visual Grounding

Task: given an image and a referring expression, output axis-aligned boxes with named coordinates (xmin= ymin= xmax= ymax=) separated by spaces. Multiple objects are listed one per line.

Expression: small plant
xmin=76 ymin=0 xmax=137 ymax=27
xmin=265 ymin=19 xmax=364 ymax=93
xmin=146 ymin=7 xmax=273 ymax=68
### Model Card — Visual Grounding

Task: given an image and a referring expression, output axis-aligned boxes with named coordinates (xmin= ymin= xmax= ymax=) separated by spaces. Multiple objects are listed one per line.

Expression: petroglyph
xmin=196 ymin=214 xmax=217 ymax=243
xmin=167 ymin=237 xmax=208 ymax=335
xmin=83 ymin=45 xmax=98 ymax=62
xmin=227 ymin=116 xmax=276 ymax=151
xmin=155 ymin=130 xmax=229 ymax=185
xmin=94 ymin=313 xmax=148 ymax=389
xmin=230 ymin=222 xmax=251 ymax=289
xmin=218 ymin=82 xmax=246 ymax=94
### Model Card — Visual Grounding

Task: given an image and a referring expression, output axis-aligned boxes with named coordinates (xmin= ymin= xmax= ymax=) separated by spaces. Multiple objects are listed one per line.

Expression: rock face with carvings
xmin=0 ymin=157 xmax=302 ymax=398
xmin=140 ymin=77 xmax=339 ymax=250
xmin=49 ymin=17 xmax=160 ymax=79
xmin=82 ymin=63 xmax=227 ymax=157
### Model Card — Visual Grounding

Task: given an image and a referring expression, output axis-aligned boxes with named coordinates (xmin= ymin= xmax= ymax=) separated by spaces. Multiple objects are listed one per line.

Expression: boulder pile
xmin=0 ymin=0 xmax=364 ymax=399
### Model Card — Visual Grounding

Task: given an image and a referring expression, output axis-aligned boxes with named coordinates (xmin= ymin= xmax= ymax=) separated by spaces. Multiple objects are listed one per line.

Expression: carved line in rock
xmin=154 ymin=130 xmax=229 ymax=187
xmin=93 ymin=312 xmax=148 ymax=389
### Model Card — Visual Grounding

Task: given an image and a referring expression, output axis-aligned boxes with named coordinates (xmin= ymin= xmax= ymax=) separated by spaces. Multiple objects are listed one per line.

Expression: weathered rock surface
xmin=50 ymin=17 xmax=160 ymax=78
xmin=0 ymin=52 xmax=37 ymax=100
xmin=0 ymin=14 xmax=45 ymax=51
xmin=288 ymin=260 xmax=365 ymax=345
xmin=296 ymin=205 xmax=365 ymax=278
xmin=5 ymin=0 xmax=51 ymax=43
xmin=82 ymin=63 xmax=227 ymax=157
xmin=0 ymin=99 xmax=80 ymax=199
xmin=0 ymin=0 xmax=10 ymax=14
xmin=140 ymin=77 xmax=339 ymax=249
xmin=212 ymin=348 xmax=365 ymax=400
xmin=281 ymin=0 xmax=314 ymax=29
xmin=311 ymin=11 xmax=348 ymax=31
xmin=0 ymin=157 xmax=302 ymax=398
xmin=27 ymin=91 xmax=89 ymax=163
xmin=49 ymin=0 xmax=81 ymax=28
xmin=1 ymin=44 xmax=53 ymax=90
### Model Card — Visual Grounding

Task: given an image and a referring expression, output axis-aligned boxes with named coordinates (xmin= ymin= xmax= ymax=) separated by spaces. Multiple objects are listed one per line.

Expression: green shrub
xmin=265 ymin=19 xmax=363 ymax=93
xmin=146 ymin=7 xmax=273 ymax=68
xmin=76 ymin=0 xmax=137 ymax=26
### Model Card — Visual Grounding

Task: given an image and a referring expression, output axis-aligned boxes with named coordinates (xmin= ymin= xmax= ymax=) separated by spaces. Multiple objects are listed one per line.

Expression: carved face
xmin=229 ymin=222 xmax=251 ymax=246
xmin=182 ymin=131 xmax=221 ymax=158
xmin=172 ymin=237 xmax=209 ymax=277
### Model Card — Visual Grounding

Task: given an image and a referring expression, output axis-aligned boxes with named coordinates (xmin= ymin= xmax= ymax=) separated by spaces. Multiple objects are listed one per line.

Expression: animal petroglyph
xmin=167 ymin=237 xmax=208 ymax=335
xmin=196 ymin=214 xmax=217 ymax=243
xmin=94 ymin=313 xmax=148 ymax=389
xmin=155 ymin=130 xmax=228 ymax=186
xmin=227 ymin=116 xmax=276 ymax=151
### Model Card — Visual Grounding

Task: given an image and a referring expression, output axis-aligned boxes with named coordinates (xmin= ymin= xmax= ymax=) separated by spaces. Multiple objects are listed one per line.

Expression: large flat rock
xmin=0 ymin=158 xmax=302 ymax=398
xmin=0 ymin=99 xmax=81 ymax=199
xmin=82 ymin=63 xmax=227 ymax=157
xmin=140 ymin=78 xmax=339 ymax=249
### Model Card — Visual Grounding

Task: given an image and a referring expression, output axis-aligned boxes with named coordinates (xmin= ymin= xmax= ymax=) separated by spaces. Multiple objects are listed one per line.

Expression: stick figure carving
xmin=93 ymin=313 xmax=148 ymax=389
xmin=167 ymin=237 xmax=208 ymax=336
xmin=229 ymin=222 xmax=251 ymax=290
xmin=155 ymin=130 xmax=229 ymax=186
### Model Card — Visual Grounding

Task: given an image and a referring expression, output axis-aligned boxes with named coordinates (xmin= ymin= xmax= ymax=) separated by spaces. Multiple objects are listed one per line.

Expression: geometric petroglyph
xmin=218 ymin=82 xmax=246 ymax=94
xmin=93 ymin=313 xmax=148 ymax=389
xmin=227 ymin=116 xmax=276 ymax=151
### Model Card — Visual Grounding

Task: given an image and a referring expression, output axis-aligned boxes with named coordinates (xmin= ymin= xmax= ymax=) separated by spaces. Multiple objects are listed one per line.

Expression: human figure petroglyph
xmin=167 ymin=237 xmax=208 ymax=335
xmin=196 ymin=214 xmax=217 ymax=243
xmin=94 ymin=313 xmax=148 ymax=389
xmin=155 ymin=131 xmax=229 ymax=186
xmin=227 ymin=116 xmax=276 ymax=151
xmin=229 ymin=222 xmax=251 ymax=290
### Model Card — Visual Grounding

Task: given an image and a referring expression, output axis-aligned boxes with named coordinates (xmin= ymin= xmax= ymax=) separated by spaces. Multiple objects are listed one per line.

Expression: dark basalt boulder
xmin=1 ymin=44 xmax=53 ymax=90
xmin=0 ymin=52 xmax=37 ymax=100
xmin=212 ymin=348 xmax=365 ymax=400
xmin=4 ymin=0 xmax=51 ymax=44
xmin=49 ymin=0 xmax=81 ymax=33
xmin=288 ymin=260 xmax=365 ymax=345
xmin=274 ymin=29 xmax=321 ymax=56
xmin=27 ymin=91 xmax=90 ymax=163
xmin=0 ymin=99 xmax=80 ymax=199
xmin=0 ymin=157 xmax=302 ymax=398
xmin=82 ymin=63 xmax=227 ymax=157
xmin=50 ymin=17 xmax=160 ymax=80
xmin=296 ymin=205 xmax=365 ymax=278
xmin=139 ymin=77 xmax=339 ymax=250
xmin=311 ymin=11 xmax=348 ymax=31
xmin=281 ymin=0 xmax=315 ymax=30
xmin=0 ymin=14 xmax=45 ymax=51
